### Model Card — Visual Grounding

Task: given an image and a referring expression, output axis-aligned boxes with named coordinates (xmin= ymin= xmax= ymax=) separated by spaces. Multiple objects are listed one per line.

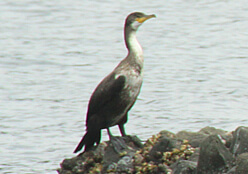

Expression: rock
xmin=148 ymin=136 xmax=182 ymax=162
xmin=187 ymin=148 xmax=200 ymax=162
xmin=198 ymin=126 xmax=227 ymax=135
xmin=196 ymin=134 xmax=234 ymax=173
xmin=58 ymin=127 xmax=248 ymax=174
xmin=59 ymin=157 xmax=79 ymax=171
xmin=103 ymin=136 xmax=142 ymax=173
xmin=141 ymin=134 xmax=196 ymax=167
xmin=159 ymin=130 xmax=176 ymax=138
xmin=176 ymin=126 xmax=233 ymax=148
xmin=58 ymin=136 xmax=141 ymax=174
xmin=116 ymin=156 xmax=133 ymax=173
xmin=176 ymin=131 xmax=207 ymax=148
xmin=230 ymin=126 xmax=248 ymax=156
xmin=226 ymin=166 xmax=236 ymax=174
xmin=157 ymin=163 xmax=172 ymax=173
xmin=199 ymin=126 xmax=233 ymax=148
xmin=58 ymin=142 xmax=107 ymax=174
xmin=170 ymin=160 xmax=197 ymax=174
xmin=236 ymin=153 xmax=248 ymax=173
xmin=102 ymin=136 xmax=140 ymax=173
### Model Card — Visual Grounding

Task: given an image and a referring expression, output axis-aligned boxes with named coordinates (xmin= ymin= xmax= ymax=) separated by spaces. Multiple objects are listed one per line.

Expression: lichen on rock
xmin=57 ymin=126 xmax=248 ymax=174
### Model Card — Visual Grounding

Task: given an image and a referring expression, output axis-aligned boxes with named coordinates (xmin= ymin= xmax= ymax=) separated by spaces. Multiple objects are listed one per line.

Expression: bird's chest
xmin=122 ymin=69 xmax=143 ymax=98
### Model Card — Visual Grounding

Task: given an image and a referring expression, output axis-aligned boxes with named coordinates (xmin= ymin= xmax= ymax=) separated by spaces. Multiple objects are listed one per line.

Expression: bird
xmin=74 ymin=12 xmax=156 ymax=153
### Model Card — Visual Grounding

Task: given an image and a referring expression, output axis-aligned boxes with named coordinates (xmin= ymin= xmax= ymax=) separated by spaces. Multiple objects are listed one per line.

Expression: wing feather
xmin=86 ymin=73 xmax=126 ymax=123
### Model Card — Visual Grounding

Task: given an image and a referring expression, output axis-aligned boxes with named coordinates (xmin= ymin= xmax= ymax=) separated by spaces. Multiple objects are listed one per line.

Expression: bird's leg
xmin=118 ymin=113 xmax=128 ymax=136
xmin=107 ymin=128 xmax=127 ymax=153
xmin=118 ymin=124 xmax=127 ymax=137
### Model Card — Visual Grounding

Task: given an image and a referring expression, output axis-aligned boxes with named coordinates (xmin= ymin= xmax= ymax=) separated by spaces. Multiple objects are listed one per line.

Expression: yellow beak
xmin=136 ymin=14 xmax=156 ymax=23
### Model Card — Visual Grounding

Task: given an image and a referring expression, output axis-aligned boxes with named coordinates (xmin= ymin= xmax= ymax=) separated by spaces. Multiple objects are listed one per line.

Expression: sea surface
xmin=1 ymin=0 xmax=248 ymax=173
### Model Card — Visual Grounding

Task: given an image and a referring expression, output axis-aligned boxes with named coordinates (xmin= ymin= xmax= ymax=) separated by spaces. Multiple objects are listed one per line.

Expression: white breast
xmin=125 ymin=69 xmax=143 ymax=97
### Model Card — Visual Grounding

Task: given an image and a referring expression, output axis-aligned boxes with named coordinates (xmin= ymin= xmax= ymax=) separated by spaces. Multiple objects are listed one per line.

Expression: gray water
xmin=1 ymin=0 xmax=248 ymax=173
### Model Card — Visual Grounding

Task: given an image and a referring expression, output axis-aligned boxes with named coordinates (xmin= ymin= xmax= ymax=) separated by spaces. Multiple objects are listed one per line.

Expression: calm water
xmin=1 ymin=0 xmax=248 ymax=173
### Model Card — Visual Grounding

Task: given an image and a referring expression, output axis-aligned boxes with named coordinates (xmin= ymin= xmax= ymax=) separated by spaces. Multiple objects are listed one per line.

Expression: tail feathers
xmin=73 ymin=129 xmax=101 ymax=153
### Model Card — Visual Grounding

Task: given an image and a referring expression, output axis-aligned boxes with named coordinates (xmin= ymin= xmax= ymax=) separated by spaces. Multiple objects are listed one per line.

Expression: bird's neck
xmin=125 ymin=28 xmax=143 ymax=59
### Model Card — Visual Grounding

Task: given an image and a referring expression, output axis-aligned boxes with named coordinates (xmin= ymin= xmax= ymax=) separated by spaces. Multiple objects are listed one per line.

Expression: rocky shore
xmin=57 ymin=126 xmax=248 ymax=174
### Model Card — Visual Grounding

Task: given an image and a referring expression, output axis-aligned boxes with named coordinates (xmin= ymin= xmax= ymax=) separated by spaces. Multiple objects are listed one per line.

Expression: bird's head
xmin=125 ymin=12 xmax=156 ymax=31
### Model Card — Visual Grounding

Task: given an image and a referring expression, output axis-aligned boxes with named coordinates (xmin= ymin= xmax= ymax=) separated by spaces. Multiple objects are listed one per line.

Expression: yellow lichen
xmin=119 ymin=151 xmax=127 ymax=157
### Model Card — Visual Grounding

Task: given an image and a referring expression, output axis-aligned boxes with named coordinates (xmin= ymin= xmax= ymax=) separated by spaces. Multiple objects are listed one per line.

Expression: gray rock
xmin=199 ymin=126 xmax=232 ymax=148
xmin=58 ymin=127 xmax=248 ymax=174
xmin=187 ymin=148 xmax=200 ymax=162
xmin=159 ymin=130 xmax=176 ymax=138
xmin=236 ymin=153 xmax=248 ymax=174
xmin=171 ymin=160 xmax=197 ymax=174
xmin=106 ymin=156 xmax=135 ymax=174
xmin=176 ymin=131 xmax=207 ymax=148
xmin=59 ymin=157 xmax=79 ymax=171
xmin=226 ymin=166 xmax=236 ymax=174
xmin=148 ymin=136 xmax=182 ymax=162
xmin=198 ymin=126 xmax=227 ymax=135
xmin=116 ymin=156 xmax=134 ymax=173
xmin=102 ymin=136 xmax=142 ymax=173
xmin=176 ymin=127 xmax=232 ymax=148
xmin=230 ymin=126 xmax=248 ymax=156
xmin=196 ymin=135 xmax=234 ymax=173
xmin=58 ymin=136 xmax=141 ymax=174
xmin=157 ymin=163 xmax=172 ymax=173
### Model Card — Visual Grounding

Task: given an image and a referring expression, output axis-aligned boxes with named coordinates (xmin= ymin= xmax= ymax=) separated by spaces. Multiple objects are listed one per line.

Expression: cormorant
xmin=74 ymin=12 xmax=156 ymax=153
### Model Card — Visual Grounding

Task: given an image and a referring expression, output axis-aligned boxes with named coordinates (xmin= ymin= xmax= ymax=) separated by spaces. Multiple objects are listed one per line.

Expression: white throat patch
xmin=131 ymin=21 xmax=142 ymax=30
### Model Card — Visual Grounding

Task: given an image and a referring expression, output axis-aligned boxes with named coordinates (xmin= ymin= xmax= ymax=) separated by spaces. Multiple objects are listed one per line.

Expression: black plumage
xmin=74 ymin=12 xmax=155 ymax=153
